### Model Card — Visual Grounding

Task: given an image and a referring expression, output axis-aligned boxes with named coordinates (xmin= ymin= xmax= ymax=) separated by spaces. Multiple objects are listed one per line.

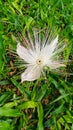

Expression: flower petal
xmin=33 ymin=29 xmax=41 ymax=53
xmin=49 ymin=35 xmax=58 ymax=53
xmin=47 ymin=61 xmax=65 ymax=69
xmin=17 ymin=43 xmax=35 ymax=63
xmin=21 ymin=66 xmax=41 ymax=82
xmin=41 ymin=36 xmax=58 ymax=58
xmin=27 ymin=31 xmax=35 ymax=50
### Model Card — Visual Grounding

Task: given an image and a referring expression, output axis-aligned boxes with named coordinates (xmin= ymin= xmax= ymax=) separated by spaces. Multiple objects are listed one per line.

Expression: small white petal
xmin=47 ymin=61 xmax=65 ymax=69
xmin=49 ymin=35 xmax=58 ymax=52
xmin=17 ymin=43 xmax=35 ymax=63
xmin=27 ymin=31 xmax=35 ymax=50
xmin=21 ymin=66 xmax=41 ymax=82
xmin=33 ymin=29 xmax=40 ymax=52
xmin=41 ymin=36 xmax=58 ymax=58
xmin=50 ymin=36 xmax=58 ymax=54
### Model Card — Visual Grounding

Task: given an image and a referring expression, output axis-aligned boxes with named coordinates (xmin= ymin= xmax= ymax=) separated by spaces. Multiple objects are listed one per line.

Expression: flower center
xmin=36 ymin=59 xmax=43 ymax=65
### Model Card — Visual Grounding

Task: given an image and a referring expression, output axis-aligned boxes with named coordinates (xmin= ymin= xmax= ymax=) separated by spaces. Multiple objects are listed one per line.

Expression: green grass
xmin=0 ymin=0 xmax=73 ymax=130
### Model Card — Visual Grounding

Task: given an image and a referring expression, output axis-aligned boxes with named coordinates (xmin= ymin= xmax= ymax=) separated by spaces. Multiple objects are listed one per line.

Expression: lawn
xmin=0 ymin=0 xmax=73 ymax=130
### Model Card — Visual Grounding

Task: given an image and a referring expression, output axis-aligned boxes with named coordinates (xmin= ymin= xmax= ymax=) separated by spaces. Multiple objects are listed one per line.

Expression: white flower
xmin=17 ymin=30 xmax=65 ymax=82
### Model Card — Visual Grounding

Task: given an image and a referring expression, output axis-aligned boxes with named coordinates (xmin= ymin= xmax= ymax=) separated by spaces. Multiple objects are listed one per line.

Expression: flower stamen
xmin=36 ymin=59 xmax=43 ymax=65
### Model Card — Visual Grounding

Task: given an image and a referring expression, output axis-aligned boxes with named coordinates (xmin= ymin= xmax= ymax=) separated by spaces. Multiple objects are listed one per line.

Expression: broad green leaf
xmin=0 ymin=92 xmax=12 ymax=105
xmin=18 ymin=101 xmax=38 ymax=109
xmin=37 ymin=102 xmax=44 ymax=130
xmin=3 ymin=102 xmax=18 ymax=108
xmin=49 ymin=77 xmax=65 ymax=94
xmin=0 ymin=107 xmax=22 ymax=117
xmin=36 ymin=84 xmax=47 ymax=101
xmin=0 ymin=121 xmax=13 ymax=130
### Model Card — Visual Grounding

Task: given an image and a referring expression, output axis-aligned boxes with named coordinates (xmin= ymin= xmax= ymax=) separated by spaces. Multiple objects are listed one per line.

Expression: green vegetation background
xmin=0 ymin=0 xmax=73 ymax=130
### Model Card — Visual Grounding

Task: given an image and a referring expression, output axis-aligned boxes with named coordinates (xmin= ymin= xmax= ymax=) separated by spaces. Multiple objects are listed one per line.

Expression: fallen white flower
xmin=17 ymin=30 xmax=65 ymax=82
